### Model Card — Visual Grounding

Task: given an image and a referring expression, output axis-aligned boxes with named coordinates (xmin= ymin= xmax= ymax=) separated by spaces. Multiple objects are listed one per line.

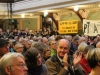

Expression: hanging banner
xmin=58 ymin=20 xmax=78 ymax=34
xmin=83 ymin=20 xmax=100 ymax=36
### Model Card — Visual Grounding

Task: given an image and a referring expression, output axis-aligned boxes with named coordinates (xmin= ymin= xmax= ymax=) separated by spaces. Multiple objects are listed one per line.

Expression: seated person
xmin=0 ymin=52 xmax=28 ymax=75
xmin=79 ymin=45 xmax=94 ymax=75
xmin=14 ymin=43 xmax=24 ymax=54
xmin=86 ymin=48 xmax=100 ymax=75
xmin=25 ymin=47 xmax=49 ymax=75
xmin=46 ymin=39 xmax=83 ymax=75
xmin=43 ymin=45 xmax=51 ymax=61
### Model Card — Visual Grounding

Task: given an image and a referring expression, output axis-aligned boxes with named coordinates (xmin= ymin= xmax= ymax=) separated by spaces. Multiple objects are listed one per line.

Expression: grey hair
xmin=0 ymin=53 xmax=24 ymax=75
xmin=65 ymin=35 xmax=70 ymax=40
xmin=78 ymin=42 xmax=88 ymax=52
xmin=14 ymin=43 xmax=23 ymax=50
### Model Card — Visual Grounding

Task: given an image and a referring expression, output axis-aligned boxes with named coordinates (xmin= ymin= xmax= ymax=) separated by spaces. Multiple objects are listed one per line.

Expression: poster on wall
xmin=83 ymin=20 xmax=100 ymax=36
xmin=59 ymin=20 xmax=78 ymax=34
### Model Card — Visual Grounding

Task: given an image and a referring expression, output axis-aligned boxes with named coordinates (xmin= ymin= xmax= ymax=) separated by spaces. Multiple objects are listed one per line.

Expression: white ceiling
xmin=0 ymin=0 xmax=100 ymax=18
xmin=12 ymin=0 xmax=100 ymax=14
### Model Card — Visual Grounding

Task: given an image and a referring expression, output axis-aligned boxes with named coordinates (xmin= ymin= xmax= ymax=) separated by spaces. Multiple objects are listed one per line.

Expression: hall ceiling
xmin=14 ymin=0 xmax=100 ymax=16
xmin=25 ymin=2 xmax=100 ymax=16
xmin=0 ymin=0 xmax=100 ymax=17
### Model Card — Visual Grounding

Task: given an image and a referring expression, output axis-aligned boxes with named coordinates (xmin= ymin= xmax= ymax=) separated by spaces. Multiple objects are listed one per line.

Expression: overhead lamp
xmin=21 ymin=14 xmax=25 ymax=18
xmin=99 ymin=4 xmax=100 ymax=7
xmin=30 ymin=14 xmax=33 ymax=16
xmin=74 ymin=5 xmax=79 ymax=11
xmin=44 ymin=10 xmax=48 ymax=17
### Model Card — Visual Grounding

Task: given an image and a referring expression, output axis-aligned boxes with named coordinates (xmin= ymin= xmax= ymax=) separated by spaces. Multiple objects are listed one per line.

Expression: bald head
xmin=57 ymin=39 xmax=70 ymax=48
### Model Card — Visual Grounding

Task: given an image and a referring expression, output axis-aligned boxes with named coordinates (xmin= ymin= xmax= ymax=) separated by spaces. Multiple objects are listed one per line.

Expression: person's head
xmin=49 ymin=40 xmax=57 ymax=50
xmin=72 ymin=35 xmax=79 ymax=47
xmin=77 ymin=42 xmax=88 ymax=58
xmin=14 ymin=43 xmax=24 ymax=53
xmin=33 ymin=42 xmax=45 ymax=56
xmin=78 ymin=42 xmax=88 ymax=52
xmin=96 ymin=42 xmax=100 ymax=48
xmin=6 ymin=29 xmax=10 ymax=33
xmin=25 ymin=28 xmax=29 ymax=33
xmin=55 ymin=35 xmax=63 ymax=42
xmin=25 ymin=47 xmax=42 ymax=69
xmin=25 ymin=40 xmax=32 ymax=49
xmin=86 ymin=48 xmax=100 ymax=69
xmin=83 ymin=45 xmax=95 ymax=58
xmin=0 ymin=53 xmax=28 ymax=75
xmin=78 ymin=36 xmax=86 ymax=44
xmin=56 ymin=39 xmax=70 ymax=59
xmin=0 ymin=39 xmax=9 ymax=58
xmin=19 ymin=38 xmax=28 ymax=45
xmin=43 ymin=45 xmax=51 ymax=59
xmin=65 ymin=35 xmax=72 ymax=42
xmin=14 ymin=36 xmax=19 ymax=41
xmin=42 ymin=37 xmax=48 ymax=45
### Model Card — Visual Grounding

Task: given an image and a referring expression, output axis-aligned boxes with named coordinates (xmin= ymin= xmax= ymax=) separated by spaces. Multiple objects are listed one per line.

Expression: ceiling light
xmin=21 ymin=14 xmax=25 ymax=18
xmin=44 ymin=10 xmax=48 ymax=17
xmin=74 ymin=5 xmax=79 ymax=11
xmin=30 ymin=14 xmax=33 ymax=16
xmin=99 ymin=4 xmax=100 ymax=7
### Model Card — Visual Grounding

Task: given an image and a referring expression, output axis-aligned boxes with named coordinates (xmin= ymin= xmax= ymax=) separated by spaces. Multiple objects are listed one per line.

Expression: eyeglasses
xmin=11 ymin=64 xmax=27 ymax=69
xmin=17 ymin=47 xmax=23 ymax=49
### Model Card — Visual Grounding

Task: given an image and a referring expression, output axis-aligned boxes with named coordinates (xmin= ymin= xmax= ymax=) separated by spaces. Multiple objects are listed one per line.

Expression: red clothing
xmin=79 ymin=58 xmax=91 ymax=75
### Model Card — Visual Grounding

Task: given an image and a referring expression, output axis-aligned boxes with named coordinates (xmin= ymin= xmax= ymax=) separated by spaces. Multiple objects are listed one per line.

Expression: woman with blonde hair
xmin=86 ymin=48 xmax=100 ymax=75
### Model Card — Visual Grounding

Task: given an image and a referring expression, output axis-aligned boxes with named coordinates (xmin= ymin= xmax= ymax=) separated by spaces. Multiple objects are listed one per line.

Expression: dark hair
xmin=33 ymin=42 xmax=45 ymax=54
xmin=25 ymin=47 xmax=40 ymax=69
xmin=84 ymin=45 xmax=95 ymax=54
xmin=55 ymin=35 xmax=63 ymax=42
xmin=89 ymin=36 xmax=96 ymax=41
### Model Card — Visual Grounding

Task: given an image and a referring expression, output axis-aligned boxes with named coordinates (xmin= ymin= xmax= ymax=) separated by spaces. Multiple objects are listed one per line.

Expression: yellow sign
xmin=59 ymin=20 xmax=78 ymax=34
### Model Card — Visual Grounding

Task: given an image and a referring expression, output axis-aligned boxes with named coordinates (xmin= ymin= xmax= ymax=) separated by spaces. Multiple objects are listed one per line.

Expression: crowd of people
xmin=0 ymin=27 xmax=100 ymax=75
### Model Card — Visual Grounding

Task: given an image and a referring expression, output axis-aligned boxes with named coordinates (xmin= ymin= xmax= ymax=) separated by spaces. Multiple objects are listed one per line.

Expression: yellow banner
xmin=58 ymin=20 xmax=78 ymax=34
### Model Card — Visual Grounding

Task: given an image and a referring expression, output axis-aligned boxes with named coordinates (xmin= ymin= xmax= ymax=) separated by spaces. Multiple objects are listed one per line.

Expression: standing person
xmin=0 ymin=39 xmax=9 ymax=59
xmin=0 ymin=52 xmax=28 ymax=75
xmin=42 ymin=27 xmax=48 ymax=37
xmin=52 ymin=28 xmax=59 ymax=36
xmin=86 ymin=48 xmax=100 ymax=75
xmin=46 ymin=39 xmax=82 ymax=75
xmin=25 ymin=47 xmax=49 ymax=75
xmin=5 ymin=29 xmax=11 ymax=39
